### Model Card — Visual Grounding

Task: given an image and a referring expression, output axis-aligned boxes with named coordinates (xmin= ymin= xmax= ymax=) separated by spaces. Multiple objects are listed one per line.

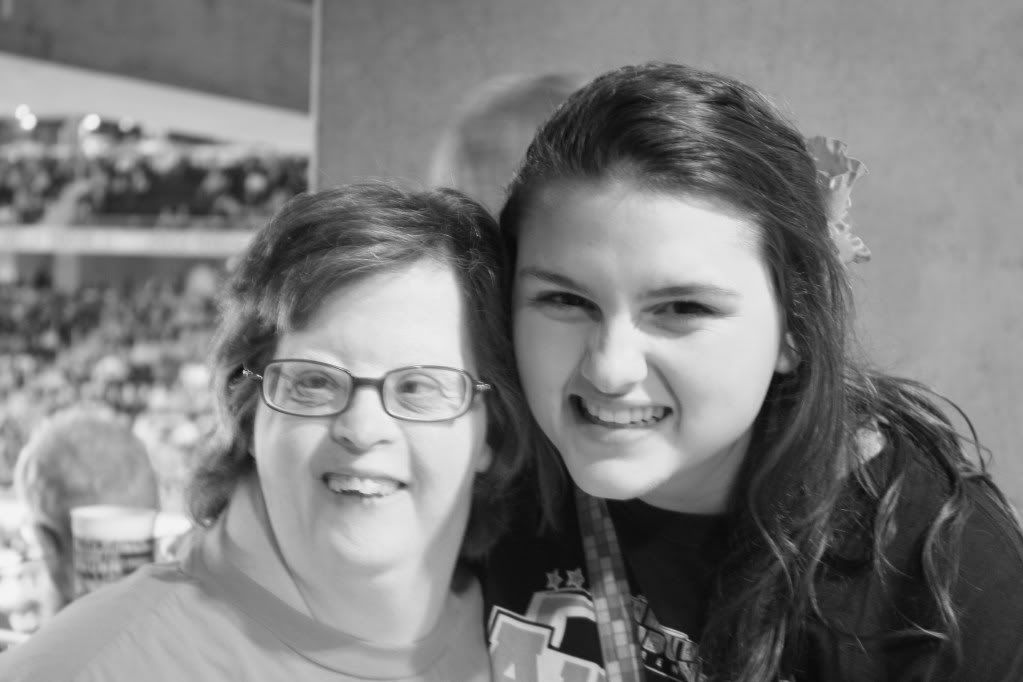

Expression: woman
xmin=483 ymin=62 xmax=1023 ymax=681
xmin=2 ymin=182 xmax=531 ymax=681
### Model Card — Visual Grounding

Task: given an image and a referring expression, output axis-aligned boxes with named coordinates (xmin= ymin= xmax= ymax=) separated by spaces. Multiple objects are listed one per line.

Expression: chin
xmin=567 ymin=459 xmax=660 ymax=502
xmin=331 ymin=542 xmax=408 ymax=573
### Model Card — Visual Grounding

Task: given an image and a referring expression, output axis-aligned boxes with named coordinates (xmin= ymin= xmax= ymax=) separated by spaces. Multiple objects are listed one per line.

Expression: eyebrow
xmin=516 ymin=267 xmax=589 ymax=293
xmin=646 ymin=284 xmax=739 ymax=299
xmin=516 ymin=266 xmax=739 ymax=299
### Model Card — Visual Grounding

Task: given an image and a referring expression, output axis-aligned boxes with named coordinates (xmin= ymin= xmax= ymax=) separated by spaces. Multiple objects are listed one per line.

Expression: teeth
xmin=324 ymin=474 xmax=401 ymax=497
xmin=581 ymin=400 xmax=667 ymax=426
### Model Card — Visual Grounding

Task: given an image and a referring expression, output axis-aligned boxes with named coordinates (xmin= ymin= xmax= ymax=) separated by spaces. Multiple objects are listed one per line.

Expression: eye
xmin=650 ymin=300 xmax=715 ymax=317
xmin=527 ymin=291 xmax=599 ymax=320
xmin=394 ymin=374 xmax=444 ymax=398
xmin=390 ymin=371 xmax=465 ymax=415
xmin=647 ymin=300 xmax=718 ymax=333
xmin=293 ymin=370 xmax=335 ymax=391
xmin=285 ymin=370 xmax=340 ymax=405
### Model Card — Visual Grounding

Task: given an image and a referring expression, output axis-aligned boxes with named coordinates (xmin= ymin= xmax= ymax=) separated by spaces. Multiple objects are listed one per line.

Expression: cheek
xmin=513 ymin=315 xmax=579 ymax=398
xmin=730 ymin=308 xmax=786 ymax=383
xmin=252 ymin=410 xmax=279 ymax=471
xmin=670 ymin=327 xmax=781 ymax=414
xmin=410 ymin=428 xmax=486 ymax=500
xmin=253 ymin=408 xmax=321 ymax=474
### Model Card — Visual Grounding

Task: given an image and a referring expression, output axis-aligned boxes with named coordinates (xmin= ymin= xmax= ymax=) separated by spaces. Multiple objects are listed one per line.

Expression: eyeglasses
xmin=243 ymin=359 xmax=491 ymax=423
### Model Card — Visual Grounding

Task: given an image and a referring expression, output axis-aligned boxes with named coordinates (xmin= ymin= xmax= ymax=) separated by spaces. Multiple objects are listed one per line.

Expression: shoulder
xmin=815 ymin=434 xmax=1023 ymax=679
xmin=431 ymin=575 xmax=492 ymax=682
xmin=949 ymin=469 xmax=1023 ymax=622
xmin=895 ymin=437 xmax=1023 ymax=567
xmin=956 ymin=467 xmax=1023 ymax=566
xmin=864 ymin=433 xmax=1023 ymax=581
xmin=483 ymin=486 xmax=584 ymax=598
xmin=927 ymin=461 xmax=1023 ymax=679
xmin=0 ymin=562 xmax=239 ymax=682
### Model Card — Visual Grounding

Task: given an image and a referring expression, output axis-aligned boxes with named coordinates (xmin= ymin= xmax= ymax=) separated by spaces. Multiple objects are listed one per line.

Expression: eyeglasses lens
xmin=262 ymin=361 xmax=350 ymax=416
xmin=382 ymin=368 xmax=469 ymax=420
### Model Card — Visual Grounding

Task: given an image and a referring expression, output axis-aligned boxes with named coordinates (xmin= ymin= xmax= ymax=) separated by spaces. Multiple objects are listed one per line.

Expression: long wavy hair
xmin=500 ymin=62 xmax=1018 ymax=680
xmin=188 ymin=181 xmax=534 ymax=560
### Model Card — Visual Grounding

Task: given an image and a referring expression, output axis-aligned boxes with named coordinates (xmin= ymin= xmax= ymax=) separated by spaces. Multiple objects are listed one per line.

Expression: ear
xmin=27 ymin=523 xmax=72 ymax=603
xmin=775 ymin=332 xmax=799 ymax=374
xmin=474 ymin=444 xmax=494 ymax=474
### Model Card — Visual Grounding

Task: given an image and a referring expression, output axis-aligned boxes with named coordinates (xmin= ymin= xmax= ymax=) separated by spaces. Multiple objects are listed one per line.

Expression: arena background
xmin=1 ymin=0 xmax=1020 ymax=507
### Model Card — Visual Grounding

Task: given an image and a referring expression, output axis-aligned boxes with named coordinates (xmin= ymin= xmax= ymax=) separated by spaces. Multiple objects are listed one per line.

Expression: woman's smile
xmin=571 ymin=395 xmax=672 ymax=429
xmin=322 ymin=473 xmax=406 ymax=498
xmin=513 ymin=179 xmax=793 ymax=511
xmin=255 ymin=261 xmax=491 ymax=570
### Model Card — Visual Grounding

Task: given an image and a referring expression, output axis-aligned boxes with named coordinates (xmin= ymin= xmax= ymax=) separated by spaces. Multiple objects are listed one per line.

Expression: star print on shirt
xmin=565 ymin=568 xmax=586 ymax=590
xmin=545 ymin=570 xmax=563 ymax=590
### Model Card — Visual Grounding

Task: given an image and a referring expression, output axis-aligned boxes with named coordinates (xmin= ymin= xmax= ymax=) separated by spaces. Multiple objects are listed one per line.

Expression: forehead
xmin=518 ymin=179 xmax=765 ymax=277
xmin=274 ymin=260 xmax=474 ymax=369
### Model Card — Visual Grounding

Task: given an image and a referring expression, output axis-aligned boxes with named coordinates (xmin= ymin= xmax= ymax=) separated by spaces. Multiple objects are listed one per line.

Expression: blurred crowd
xmin=0 ymin=119 xmax=307 ymax=229
xmin=0 ymin=267 xmax=222 ymax=511
xmin=72 ymin=149 xmax=308 ymax=229
xmin=0 ymin=263 xmax=223 ymax=648
xmin=0 ymin=116 xmax=304 ymax=644
xmin=0 ymin=154 xmax=73 ymax=225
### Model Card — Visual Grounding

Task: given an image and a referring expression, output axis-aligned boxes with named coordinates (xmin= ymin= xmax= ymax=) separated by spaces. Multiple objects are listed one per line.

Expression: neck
xmin=298 ymin=560 xmax=460 ymax=644
xmin=640 ymin=441 xmax=748 ymax=515
xmin=222 ymin=476 xmax=459 ymax=645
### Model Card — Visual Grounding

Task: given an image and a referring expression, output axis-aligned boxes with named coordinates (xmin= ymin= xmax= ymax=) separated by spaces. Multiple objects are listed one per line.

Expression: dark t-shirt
xmin=483 ymin=440 xmax=1023 ymax=682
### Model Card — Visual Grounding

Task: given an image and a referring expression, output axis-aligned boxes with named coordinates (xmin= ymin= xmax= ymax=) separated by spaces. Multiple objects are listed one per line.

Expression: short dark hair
xmin=189 ymin=181 xmax=533 ymax=559
xmin=14 ymin=403 xmax=159 ymax=601
xmin=429 ymin=73 xmax=584 ymax=213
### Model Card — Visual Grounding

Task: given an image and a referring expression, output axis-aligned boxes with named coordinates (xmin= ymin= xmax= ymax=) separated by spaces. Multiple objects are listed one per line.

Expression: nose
xmin=580 ymin=318 xmax=648 ymax=395
xmin=329 ymin=385 xmax=398 ymax=453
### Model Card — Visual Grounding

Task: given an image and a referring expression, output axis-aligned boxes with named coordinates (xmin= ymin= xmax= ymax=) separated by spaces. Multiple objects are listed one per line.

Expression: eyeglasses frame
xmin=242 ymin=358 xmax=491 ymax=423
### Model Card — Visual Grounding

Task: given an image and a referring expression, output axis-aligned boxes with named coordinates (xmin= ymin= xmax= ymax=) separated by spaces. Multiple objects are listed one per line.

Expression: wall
xmin=0 ymin=0 xmax=311 ymax=111
xmin=0 ymin=53 xmax=312 ymax=151
xmin=315 ymin=0 xmax=1023 ymax=504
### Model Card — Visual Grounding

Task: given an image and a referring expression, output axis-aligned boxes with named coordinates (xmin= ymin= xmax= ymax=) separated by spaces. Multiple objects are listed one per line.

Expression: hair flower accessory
xmin=806 ymin=136 xmax=871 ymax=265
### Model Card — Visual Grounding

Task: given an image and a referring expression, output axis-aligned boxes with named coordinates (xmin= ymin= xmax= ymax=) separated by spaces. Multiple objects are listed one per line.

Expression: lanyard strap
xmin=575 ymin=487 xmax=644 ymax=682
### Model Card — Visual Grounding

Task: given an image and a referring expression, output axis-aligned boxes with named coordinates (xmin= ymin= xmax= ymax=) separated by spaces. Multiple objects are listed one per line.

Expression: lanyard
xmin=575 ymin=487 xmax=645 ymax=682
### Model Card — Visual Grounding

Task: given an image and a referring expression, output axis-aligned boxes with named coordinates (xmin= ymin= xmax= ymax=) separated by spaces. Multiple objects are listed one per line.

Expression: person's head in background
xmin=5 ymin=404 xmax=158 ymax=631
xmin=428 ymin=73 xmax=585 ymax=214
xmin=189 ymin=181 xmax=533 ymax=567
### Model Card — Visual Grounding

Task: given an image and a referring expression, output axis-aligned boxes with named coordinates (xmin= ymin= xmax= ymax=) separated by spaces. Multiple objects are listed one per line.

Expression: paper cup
xmin=153 ymin=511 xmax=194 ymax=563
xmin=70 ymin=505 xmax=157 ymax=597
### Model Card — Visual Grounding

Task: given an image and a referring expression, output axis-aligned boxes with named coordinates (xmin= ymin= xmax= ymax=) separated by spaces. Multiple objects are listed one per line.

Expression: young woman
xmin=483 ymin=62 xmax=1023 ymax=682
xmin=2 ymin=182 xmax=533 ymax=681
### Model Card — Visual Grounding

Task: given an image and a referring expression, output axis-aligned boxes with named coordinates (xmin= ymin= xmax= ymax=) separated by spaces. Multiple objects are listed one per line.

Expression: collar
xmin=181 ymin=476 xmax=473 ymax=677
